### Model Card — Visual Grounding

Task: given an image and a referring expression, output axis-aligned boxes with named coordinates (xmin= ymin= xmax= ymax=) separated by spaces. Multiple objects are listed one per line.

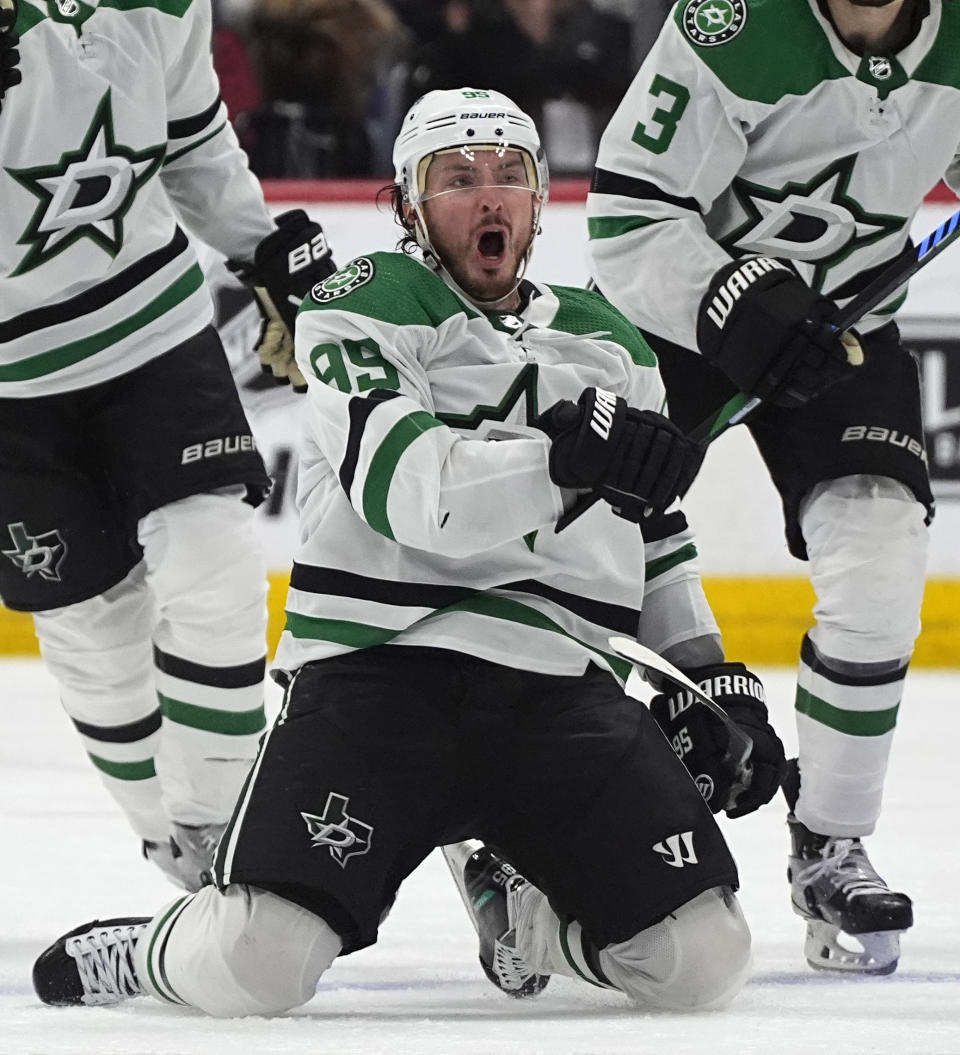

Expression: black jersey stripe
xmin=71 ymin=709 xmax=162 ymax=744
xmin=0 ymin=228 xmax=189 ymax=342
xmin=289 ymin=564 xmax=641 ymax=635
xmin=339 ymin=389 xmax=401 ymax=500
xmin=290 ymin=564 xmax=474 ymax=609
xmin=167 ymin=95 xmax=223 ymax=142
xmin=153 ymin=645 xmax=265 ymax=689
xmin=590 ymin=168 xmax=701 ymax=213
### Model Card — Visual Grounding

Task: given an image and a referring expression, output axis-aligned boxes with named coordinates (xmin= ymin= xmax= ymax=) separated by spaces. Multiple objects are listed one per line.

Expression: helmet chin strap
xmin=411 ymin=199 xmax=543 ymax=311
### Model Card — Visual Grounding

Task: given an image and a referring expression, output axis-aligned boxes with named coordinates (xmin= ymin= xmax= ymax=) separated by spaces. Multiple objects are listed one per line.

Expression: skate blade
xmin=803 ymin=919 xmax=903 ymax=975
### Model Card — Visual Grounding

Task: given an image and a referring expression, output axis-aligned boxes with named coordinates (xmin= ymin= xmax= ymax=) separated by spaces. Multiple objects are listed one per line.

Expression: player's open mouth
xmin=476 ymin=227 xmax=507 ymax=265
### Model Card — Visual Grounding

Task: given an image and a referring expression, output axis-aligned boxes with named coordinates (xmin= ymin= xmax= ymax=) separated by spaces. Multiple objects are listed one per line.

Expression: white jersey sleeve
xmin=158 ymin=0 xmax=274 ymax=261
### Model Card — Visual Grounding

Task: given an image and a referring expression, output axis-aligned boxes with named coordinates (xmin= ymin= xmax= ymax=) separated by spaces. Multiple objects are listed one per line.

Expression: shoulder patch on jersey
xmin=311 ymin=258 xmax=375 ymax=302
xmin=681 ymin=0 xmax=747 ymax=47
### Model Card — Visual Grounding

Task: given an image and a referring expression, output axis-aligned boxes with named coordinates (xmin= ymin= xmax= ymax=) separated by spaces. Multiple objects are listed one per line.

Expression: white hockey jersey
xmin=0 ymin=0 xmax=275 ymax=397
xmin=587 ymin=0 xmax=960 ymax=350
xmin=274 ymin=251 xmax=719 ymax=680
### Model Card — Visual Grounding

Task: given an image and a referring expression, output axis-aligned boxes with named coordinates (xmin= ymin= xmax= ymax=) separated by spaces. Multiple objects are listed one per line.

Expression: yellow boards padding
xmin=4 ymin=575 xmax=958 ymax=666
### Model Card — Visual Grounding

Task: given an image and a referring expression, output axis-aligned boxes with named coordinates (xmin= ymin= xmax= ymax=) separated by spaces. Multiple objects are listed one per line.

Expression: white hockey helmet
xmin=393 ymin=88 xmax=550 ymax=209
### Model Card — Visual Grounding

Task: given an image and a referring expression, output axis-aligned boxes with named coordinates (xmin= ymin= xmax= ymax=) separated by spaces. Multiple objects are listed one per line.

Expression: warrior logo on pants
xmin=301 ymin=792 xmax=374 ymax=868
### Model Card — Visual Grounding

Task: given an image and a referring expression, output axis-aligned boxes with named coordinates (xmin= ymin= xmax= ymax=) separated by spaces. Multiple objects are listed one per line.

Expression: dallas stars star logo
xmin=721 ymin=155 xmax=906 ymax=294
xmin=6 ymin=90 xmax=164 ymax=277
xmin=2 ymin=522 xmax=68 ymax=583
xmin=301 ymin=792 xmax=373 ymax=869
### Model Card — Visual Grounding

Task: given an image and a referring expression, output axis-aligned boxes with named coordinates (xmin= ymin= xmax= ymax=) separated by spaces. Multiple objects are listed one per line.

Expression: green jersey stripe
xmin=0 ymin=264 xmax=204 ymax=381
xmin=646 ymin=542 xmax=698 ymax=581
xmin=362 ymin=411 xmax=445 ymax=539
xmin=284 ymin=612 xmax=400 ymax=648
xmin=100 ymin=0 xmax=193 ymax=18
xmin=587 ymin=214 xmax=662 ymax=240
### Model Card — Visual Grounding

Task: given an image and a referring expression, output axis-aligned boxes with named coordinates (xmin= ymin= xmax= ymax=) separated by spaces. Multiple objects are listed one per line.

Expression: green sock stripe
xmin=158 ymin=693 xmax=266 ymax=735
xmin=88 ymin=754 xmax=156 ymax=781
xmin=558 ymin=921 xmax=607 ymax=988
xmin=145 ymin=897 xmax=193 ymax=1005
xmin=795 ymin=687 xmax=899 ymax=736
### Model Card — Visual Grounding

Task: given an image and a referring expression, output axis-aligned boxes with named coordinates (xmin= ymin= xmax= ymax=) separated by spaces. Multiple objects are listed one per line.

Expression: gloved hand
xmin=697 ymin=256 xmax=863 ymax=409
xmin=0 ymin=0 xmax=22 ymax=117
xmin=536 ymin=387 xmax=702 ymax=525
xmin=228 ymin=210 xmax=336 ymax=392
xmin=649 ymin=661 xmax=787 ymax=817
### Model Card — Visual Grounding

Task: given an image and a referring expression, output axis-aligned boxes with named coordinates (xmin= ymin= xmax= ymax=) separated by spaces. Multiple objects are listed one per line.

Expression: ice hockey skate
xmin=787 ymin=815 xmax=913 ymax=974
xmin=33 ymin=918 xmax=149 ymax=1007
xmin=442 ymin=840 xmax=550 ymax=997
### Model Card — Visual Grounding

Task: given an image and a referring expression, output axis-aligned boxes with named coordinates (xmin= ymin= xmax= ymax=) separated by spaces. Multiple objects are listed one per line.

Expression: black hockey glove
xmin=649 ymin=662 xmax=787 ymax=818
xmin=697 ymin=256 xmax=863 ymax=409
xmin=536 ymin=387 xmax=702 ymax=525
xmin=0 ymin=0 xmax=21 ymax=116
xmin=228 ymin=210 xmax=336 ymax=392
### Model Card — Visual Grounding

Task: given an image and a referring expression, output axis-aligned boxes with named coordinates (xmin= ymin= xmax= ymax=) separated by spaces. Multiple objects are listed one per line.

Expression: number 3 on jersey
xmin=631 ymin=75 xmax=690 ymax=155
xmin=309 ymin=337 xmax=401 ymax=393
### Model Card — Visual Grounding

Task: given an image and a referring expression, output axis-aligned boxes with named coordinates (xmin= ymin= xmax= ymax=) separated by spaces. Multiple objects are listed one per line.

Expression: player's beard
xmin=433 ymin=219 xmax=534 ymax=307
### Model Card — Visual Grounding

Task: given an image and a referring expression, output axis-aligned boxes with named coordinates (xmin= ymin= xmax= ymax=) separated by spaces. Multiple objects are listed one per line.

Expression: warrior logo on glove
xmin=650 ymin=661 xmax=787 ymax=818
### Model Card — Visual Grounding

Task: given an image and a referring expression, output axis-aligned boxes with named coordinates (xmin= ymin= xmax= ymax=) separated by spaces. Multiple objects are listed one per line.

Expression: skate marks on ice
xmin=2 ymin=661 xmax=959 ymax=1055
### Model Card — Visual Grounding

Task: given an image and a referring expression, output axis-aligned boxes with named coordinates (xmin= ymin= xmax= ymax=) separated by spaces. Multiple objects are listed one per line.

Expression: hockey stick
xmin=689 ymin=204 xmax=960 ymax=446
xmin=608 ymin=635 xmax=753 ymax=783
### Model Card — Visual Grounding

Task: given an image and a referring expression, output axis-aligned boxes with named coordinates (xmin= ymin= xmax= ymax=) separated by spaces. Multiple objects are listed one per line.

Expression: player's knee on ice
xmin=137 ymin=885 xmax=342 ymax=1017
xmin=598 ymin=887 xmax=751 ymax=1011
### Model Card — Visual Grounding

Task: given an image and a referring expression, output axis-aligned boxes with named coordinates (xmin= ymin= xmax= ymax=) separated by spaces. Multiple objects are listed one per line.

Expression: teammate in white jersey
xmin=0 ymin=0 xmax=335 ymax=890
xmin=587 ymin=0 xmax=945 ymax=974
xmin=31 ymin=88 xmax=787 ymax=1017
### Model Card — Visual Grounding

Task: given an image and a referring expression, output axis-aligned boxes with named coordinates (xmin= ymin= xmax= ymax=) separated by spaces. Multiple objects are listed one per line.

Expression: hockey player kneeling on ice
xmin=32 ymin=88 xmax=785 ymax=1018
xmin=0 ymin=0 xmax=336 ymax=894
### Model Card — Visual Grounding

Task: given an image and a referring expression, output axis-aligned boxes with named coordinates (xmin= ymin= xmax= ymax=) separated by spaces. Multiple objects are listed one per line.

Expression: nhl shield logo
xmin=310 ymin=257 xmax=375 ymax=303
xmin=867 ymin=56 xmax=893 ymax=80
xmin=682 ymin=0 xmax=747 ymax=46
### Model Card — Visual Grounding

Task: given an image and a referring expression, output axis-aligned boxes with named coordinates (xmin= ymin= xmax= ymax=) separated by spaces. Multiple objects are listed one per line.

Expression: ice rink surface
xmin=2 ymin=658 xmax=958 ymax=1055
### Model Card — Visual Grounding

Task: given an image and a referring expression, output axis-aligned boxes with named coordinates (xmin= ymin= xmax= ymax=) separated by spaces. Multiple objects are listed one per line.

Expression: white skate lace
xmin=65 ymin=924 xmax=144 ymax=1006
xmin=797 ymin=839 xmax=890 ymax=899
xmin=492 ymin=877 xmax=538 ymax=991
xmin=492 ymin=938 xmax=536 ymax=991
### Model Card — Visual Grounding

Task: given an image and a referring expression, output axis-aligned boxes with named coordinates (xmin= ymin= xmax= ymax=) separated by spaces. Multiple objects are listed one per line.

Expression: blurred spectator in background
xmin=212 ymin=0 xmax=263 ymax=156
xmin=246 ymin=0 xmax=410 ymax=177
xmin=401 ymin=0 xmax=632 ymax=174
xmin=220 ymin=0 xmax=641 ymax=178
